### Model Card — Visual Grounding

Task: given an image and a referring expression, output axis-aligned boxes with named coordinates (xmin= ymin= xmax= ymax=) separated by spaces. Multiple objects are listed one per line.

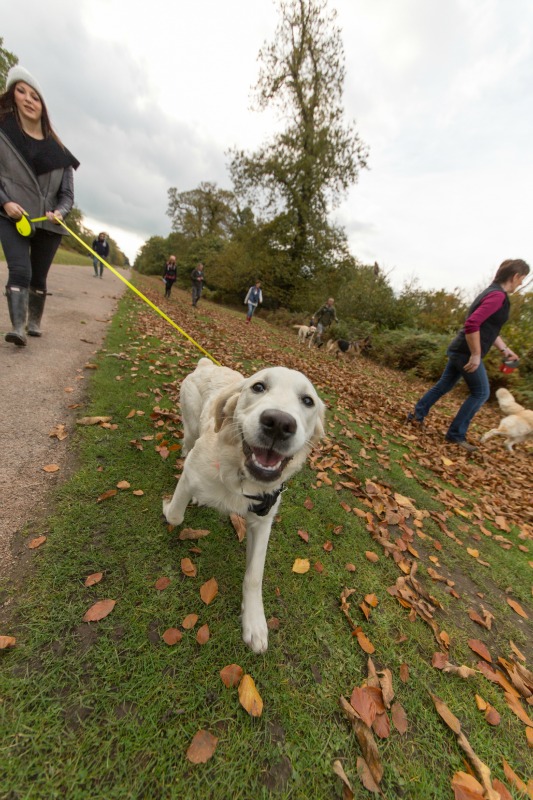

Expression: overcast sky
xmin=3 ymin=0 xmax=532 ymax=294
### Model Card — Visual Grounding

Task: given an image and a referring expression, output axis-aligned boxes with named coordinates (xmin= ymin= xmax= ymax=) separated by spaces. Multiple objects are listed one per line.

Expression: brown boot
xmin=5 ymin=286 xmax=28 ymax=346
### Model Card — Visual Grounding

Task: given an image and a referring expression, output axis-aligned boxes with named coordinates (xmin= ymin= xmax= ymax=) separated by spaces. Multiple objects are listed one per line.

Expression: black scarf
xmin=0 ymin=113 xmax=79 ymax=175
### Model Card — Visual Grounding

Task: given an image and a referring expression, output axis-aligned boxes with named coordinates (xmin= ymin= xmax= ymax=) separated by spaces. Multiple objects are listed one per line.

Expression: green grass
xmin=1 ymin=286 xmax=531 ymax=799
xmin=0 ymin=244 xmax=94 ymax=266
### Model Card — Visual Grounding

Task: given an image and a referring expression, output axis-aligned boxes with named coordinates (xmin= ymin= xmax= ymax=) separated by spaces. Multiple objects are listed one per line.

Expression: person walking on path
xmin=244 ymin=280 xmax=262 ymax=323
xmin=407 ymin=258 xmax=530 ymax=452
xmin=0 ymin=66 xmax=79 ymax=346
xmin=191 ymin=263 xmax=204 ymax=307
xmin=163 ymin=255 xmax=177 ymax=298
xmin=313 ymin=297 xmax=338 ymax=346
xmin=92 ymin=232 xmax=109 ymax=278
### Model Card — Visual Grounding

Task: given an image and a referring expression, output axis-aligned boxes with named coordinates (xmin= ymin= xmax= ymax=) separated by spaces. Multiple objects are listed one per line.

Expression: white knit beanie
xmin=6 ymin=66 xmax=44 ymax=101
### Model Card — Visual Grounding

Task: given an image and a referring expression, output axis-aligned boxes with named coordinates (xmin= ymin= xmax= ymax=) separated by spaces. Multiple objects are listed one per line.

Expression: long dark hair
xmin=0 ymin=83 xmax=63 ymax=146
xmin=493 ymin=259 xmax=530 ymax=284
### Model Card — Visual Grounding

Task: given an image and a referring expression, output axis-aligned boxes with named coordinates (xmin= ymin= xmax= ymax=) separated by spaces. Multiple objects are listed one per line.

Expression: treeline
xmin=135 ymin=182 xmax=469 ymax=333
xmin=134 ymin=181 xmax=533 ymax=400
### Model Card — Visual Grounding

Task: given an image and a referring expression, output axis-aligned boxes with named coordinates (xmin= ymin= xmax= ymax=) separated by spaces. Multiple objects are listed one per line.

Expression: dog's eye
xmin=301 ymin=395 xmax=315 ymax=407
xmin=251 ymin=382 xmax=266 ymax=393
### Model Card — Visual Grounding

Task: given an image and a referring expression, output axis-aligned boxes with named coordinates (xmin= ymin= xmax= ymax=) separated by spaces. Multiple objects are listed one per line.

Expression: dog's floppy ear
xmin=311 ymin=400 xmax=326 ymax=443
xmin=213 ymin=381 xmax=245 ymax=433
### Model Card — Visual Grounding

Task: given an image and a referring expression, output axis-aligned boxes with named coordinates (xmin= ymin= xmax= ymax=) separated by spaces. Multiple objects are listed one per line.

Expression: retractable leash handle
xmin=52 ymin=216 xmax=222 ymax=366
xmin=15 ymin=214 xmax=48 ymax=237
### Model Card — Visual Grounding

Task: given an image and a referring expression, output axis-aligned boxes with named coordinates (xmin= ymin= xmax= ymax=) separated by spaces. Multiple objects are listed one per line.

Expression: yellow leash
xmin=23 ymin=214 xmax=221 ymax=365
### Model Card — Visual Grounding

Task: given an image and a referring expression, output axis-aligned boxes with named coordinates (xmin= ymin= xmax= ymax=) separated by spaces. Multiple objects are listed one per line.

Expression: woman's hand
xmin=464 ymin=354 xmax=481 ymax=373
xmin=503 ymin=347 xmax=519 ymax=362
xmin=46 ymin=210 xmax=63 ymax=223
xmin=3 ymin=201 xmax=26 ymax=220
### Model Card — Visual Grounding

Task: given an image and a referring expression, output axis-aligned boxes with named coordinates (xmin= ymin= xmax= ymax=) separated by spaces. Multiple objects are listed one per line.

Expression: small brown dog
xmin=481 ymin=388 xmax=533 ymax=451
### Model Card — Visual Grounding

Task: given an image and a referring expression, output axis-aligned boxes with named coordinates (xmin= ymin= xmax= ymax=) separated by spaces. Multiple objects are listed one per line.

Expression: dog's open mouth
xmin=243 ymin=441 xmax=291 ymax=481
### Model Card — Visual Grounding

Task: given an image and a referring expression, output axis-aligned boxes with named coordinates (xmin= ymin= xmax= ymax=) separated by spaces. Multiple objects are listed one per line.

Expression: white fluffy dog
xmin=481 ymin=387 xmax=533 ymax=451
xmin=163 ymin=358 xmax=325 ymax=653
xmin=293 ymin=324 xmax=317 ymax=345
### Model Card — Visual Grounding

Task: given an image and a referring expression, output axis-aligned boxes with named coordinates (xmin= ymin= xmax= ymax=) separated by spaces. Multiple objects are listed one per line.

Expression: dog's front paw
xmin=242 ymin=609 xmax=269 ymax=654
xmin=162 ymin=499 xmax=184 ymax=526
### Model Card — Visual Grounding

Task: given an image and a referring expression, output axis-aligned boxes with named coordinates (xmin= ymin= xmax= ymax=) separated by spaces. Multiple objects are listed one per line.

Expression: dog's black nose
xmin=260 ymin=409 xmax=297 ymax=440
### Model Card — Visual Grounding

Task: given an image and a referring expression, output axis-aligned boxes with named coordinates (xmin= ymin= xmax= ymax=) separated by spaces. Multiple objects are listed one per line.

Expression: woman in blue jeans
xmin=407 ymin=259 xmax=530 ymax=452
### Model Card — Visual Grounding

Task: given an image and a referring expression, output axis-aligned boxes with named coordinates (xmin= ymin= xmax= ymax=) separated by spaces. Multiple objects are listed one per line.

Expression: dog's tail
xmin=496 ymin=387 xmax=524 ymax=415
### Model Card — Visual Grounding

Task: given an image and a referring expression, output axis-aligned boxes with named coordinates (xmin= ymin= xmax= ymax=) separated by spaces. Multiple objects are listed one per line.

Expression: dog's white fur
xmin=163 ymin=358 xmax=325 ymax=653
xmin=293 ymin=324 xmax=317 ymax=346
xmin=481 ymin=388 xmax=533 ymax=451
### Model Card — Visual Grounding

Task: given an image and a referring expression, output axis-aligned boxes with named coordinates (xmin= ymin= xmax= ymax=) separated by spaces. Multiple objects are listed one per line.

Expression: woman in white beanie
xmin=0 ymin=66 xmax=79 ymax=345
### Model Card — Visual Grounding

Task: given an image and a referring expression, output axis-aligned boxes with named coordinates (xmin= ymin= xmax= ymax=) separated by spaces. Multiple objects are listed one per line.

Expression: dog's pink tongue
xmin=253 ymin=447 xmax=281 ymax=467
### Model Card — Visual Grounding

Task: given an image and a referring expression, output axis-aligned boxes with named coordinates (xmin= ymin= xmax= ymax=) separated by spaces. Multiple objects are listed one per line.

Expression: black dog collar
xmin=244 ymin=483 xmax=286 ymax=516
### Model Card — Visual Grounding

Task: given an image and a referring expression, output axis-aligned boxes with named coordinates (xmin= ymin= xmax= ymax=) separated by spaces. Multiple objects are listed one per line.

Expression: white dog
xmin=481 ymin=387 xmax=533 ymax=451
xmin=163 ymin=358 xmax=325 ymax=653
xmin=293 ymin=324 xmax=317 ymax=346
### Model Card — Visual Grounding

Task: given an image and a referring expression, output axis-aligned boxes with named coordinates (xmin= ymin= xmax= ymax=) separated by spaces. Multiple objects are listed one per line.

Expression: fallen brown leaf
xmin=181 ymin=558 xmax=197 ymax=578
xmin=391 ymin=702 xmax=408 ymax=734
xmin=42 ymin=464 xmax=60 ymax=473
xmin=502 ymin=758 xmax=527 ymax=794
xmin=357 ymin=756 xmax=382 ymax=794
xmin=97 ymin=489 xmax=117 ymax=503
xmin=230 ymin=514 xmax=246 ymax=542
xmin=200 ymin=578 xmax=218 ymax=605
xmin=83 ymin=599 xmax=116 ymax=622
xmin=155 ymin=576 xmax=171 ymax=591
xmin=196 ymin=624 xmax=210 ymax=645
xmin=162 ymin=628 xmax=182 ymax=645
xmin=220 ymin=663 xmax=244 ymax=688
xmin=179 ymin=528 xmax=210 ymax=540
xmin=28 ymin=535 xmax=47 ymax=549
xmin=238 ymin=674 xmax=263 ymax=717
xmin=350 ymin=686 xmax=377 ymax=728
xmin=49 ymin=423 xmax=68 ymax=440
xmin=182 ymin=613 xmax=198 ymax=629
xmin=0 ymin=635 xmax=16 ymax=649
xmin=468 ymin=639 xmax=492 ymax=663
xmin=186 ymin=730 xmax=218 ymax=764
xmin=332 ymin=760 xmax=354 ymax=800
xmin=292 ymin=558 xmax=310 ymax=574
xmin=506 ymin=597 xmax=529 ymax=619
xmin=84 ymin=572 xmax=103 ymax=587
xmin=77 ymin=416 xmax=112 ymax=426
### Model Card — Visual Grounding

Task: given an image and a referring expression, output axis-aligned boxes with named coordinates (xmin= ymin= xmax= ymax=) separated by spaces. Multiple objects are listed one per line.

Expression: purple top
xmin=464 ymin=291 xmax=506 ymax=334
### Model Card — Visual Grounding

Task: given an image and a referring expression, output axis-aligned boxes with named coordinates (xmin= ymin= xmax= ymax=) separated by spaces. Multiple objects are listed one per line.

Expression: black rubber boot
xmin=5 ymin=286 xmax=28 ymax=346
xmin=27 ymin=288 xmax=46 ymax=337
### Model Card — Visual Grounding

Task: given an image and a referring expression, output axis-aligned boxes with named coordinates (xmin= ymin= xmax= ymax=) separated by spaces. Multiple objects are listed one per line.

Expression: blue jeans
xmin=414 ymin=351 xmax=490 ymax=442
xmin=93 ymin=256 xmax=103 ymax=276
xmin=247 ymin=302 xmax=257 ymax=318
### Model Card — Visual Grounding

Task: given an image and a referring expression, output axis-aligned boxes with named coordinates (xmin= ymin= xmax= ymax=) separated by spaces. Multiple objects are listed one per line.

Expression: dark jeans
xmin=93 ymin=256 xmax=103 ymax=276
xmin=0 ymin=216 xmax=62 ymax=291
xmin=414 ymin=351 xmax=490 ymax=442
xmin=192 ymin=282 xmax=203 ymax=306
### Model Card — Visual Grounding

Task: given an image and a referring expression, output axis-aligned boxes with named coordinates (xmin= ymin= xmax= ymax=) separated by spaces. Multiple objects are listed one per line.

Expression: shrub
xmin=368 ymin=329 xmax=449 ymax=379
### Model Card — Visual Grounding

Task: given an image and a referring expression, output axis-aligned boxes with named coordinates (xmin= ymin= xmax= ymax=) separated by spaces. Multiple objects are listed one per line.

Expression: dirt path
xmin=0 ymin=262 xmax=128 ymax=577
